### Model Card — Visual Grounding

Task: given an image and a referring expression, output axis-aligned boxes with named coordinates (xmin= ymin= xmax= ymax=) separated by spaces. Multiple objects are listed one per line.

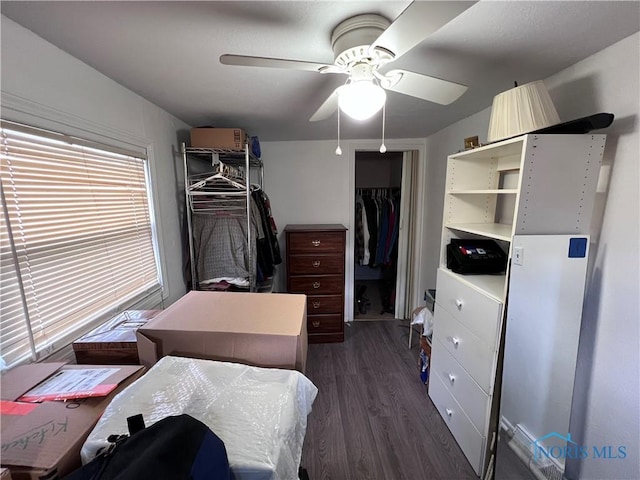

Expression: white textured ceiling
xmin=2 ymin=1 xmax=639 ymax=141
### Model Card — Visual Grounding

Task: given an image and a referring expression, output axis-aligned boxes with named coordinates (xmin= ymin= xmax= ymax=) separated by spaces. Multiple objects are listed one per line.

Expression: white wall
xmin=421 ymin=107 xmax=492 ymax=290
xmin=546 ymin=33 xmax=639 ymax=480
xmin=261 ymin=138 xmax=427 ymax=316
xmin=422 ymin=33 xmax=639 ymax=479
xmin=260 ymin=140 xmax=350 ymax=293
xmin=1 ymin=16 xmax=189 ymax=306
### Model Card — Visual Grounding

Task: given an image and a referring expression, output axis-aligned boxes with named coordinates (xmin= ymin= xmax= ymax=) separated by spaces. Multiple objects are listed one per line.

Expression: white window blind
xmin=1 ymin=120 xmax=161 ymax=366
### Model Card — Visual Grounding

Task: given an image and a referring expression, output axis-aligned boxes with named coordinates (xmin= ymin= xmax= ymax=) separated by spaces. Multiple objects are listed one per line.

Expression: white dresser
xmin=428 ymin=134 xmax=606 ymax=476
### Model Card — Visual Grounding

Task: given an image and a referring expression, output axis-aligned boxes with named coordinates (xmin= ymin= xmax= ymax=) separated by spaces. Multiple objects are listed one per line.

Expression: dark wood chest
xmin=285 ymin=224 xmax=346 ymax=343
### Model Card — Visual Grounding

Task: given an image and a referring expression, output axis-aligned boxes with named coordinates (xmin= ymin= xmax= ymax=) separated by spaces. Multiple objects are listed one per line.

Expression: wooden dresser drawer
xmin=287 ymin=231 xmax=345 ymax=254
xmin=285 ymin=225 xmax=346 ymax=344
xmin=433 ymin=306 xmax=495 ymax=394
xmin=289 ymin=275 xmax=343 ymax=294
xmin=307 ymin=295 xmax=343 ymax=314
xmin=431 ymin=337 xmax=491 ymax=433
xmin=288 ymin=254 xmax=344 ymax=275
xmin=307 ymin=314 xmax=343 ymax=334
xmin=436 ymin=268 xmax=502 ymax=350
xmin=429 ymin=371 xmax=485 ymax=476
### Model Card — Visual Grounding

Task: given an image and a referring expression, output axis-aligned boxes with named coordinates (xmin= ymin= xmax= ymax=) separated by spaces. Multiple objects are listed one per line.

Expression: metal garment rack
xmin=181 ymin=142 xmax=263 ymax=291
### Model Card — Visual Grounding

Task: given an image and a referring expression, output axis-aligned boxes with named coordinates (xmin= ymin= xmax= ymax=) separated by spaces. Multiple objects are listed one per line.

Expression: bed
xmin=81 ymin=356 xmax=318 ymax=479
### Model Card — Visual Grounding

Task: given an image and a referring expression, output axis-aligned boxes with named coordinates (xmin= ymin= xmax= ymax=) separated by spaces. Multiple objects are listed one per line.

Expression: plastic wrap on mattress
xmin=81 ymin=356 xmax=318 ymax=480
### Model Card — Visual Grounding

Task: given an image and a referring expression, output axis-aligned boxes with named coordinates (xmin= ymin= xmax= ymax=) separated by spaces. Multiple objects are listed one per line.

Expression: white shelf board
xmin=446 ymin=223 xmax=513 ymax=241
xmin=448 ymin=189 xmax=518 ymax=195
xmin=449 ymin=136 xmax=525 ymax=161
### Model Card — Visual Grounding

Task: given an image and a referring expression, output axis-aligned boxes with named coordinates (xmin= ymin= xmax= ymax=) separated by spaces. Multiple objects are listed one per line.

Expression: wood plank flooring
xmin=301 ymin=320 xmax=478 ymax=480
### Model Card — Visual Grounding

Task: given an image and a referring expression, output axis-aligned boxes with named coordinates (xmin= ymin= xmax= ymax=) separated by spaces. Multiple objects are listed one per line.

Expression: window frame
xmin=0 ymin=115 xmax=166 ymax=368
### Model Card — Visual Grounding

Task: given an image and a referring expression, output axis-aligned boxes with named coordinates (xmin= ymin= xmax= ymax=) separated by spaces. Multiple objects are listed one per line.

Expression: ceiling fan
xmin=220 ymin=1 xmax=476 ymax=122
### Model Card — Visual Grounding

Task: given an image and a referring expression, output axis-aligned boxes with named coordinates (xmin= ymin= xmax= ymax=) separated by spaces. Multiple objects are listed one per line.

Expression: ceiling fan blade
xmin=370 ymin=1 xmax=476 ymax=61
xmin=220 ymin=54 xmax=343 ymax=74
xmin=309 ymin=89 xmax=339 ymax=122
xmin=383 ymin=69 xmax=468 ymax=105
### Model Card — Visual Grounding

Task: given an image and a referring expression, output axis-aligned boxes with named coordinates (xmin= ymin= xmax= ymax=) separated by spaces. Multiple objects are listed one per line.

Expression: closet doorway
xmin=353 ymin=150 xmax=416 ymax=321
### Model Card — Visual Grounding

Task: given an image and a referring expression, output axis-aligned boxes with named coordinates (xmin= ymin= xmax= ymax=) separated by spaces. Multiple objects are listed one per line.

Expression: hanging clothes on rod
xmin=182 ymin=147 xmax=280 ymax=292
xmin=190 ymin=174 xmax=264 ymax=289
xmin=355 ymin=187 xmax=400 ymax=267
xmin=251 ymin=187 xmax=281 ymax=283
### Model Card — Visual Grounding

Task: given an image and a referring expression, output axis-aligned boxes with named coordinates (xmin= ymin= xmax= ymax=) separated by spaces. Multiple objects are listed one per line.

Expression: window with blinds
xmin=1 ymin=120 xmax=161 ymax=366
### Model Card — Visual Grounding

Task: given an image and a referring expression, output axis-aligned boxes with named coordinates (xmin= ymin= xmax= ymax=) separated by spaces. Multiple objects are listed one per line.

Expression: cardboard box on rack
xmin=190 ymin=127 xmax=248 ymax=150
xmin=0 ymin=363 xmax=144 ymax=480
xmin=136 ymin=290 xmax=308 ymax=373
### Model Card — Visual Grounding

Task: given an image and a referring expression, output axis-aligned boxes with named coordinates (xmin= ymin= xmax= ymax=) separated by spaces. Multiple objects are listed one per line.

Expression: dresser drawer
xmin=433 ymin=306 xmax=495 ymax=393
xmin=287 ymin=232 xmax=345 ymax=254
xmin=436 ymin=268 xmax=502 ymax=350
xmin=307 ymin=314 xmax=343 ymax=334
xmin=307 ymin=295 xmax=343 ymax=314
xmin=431 ymin=337 xmax=491 ymax=433
xmin=429 ymin=371 xmax=485 ymax=476
xmin=288 ymin=254 xmax=344 ymax=275
xmin=289 ymin=275 xmax=343 ymax=294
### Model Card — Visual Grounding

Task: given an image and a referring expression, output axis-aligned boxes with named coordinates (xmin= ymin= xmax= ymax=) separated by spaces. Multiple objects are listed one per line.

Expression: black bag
xmin=446 ymin=239 xmax=507 ymax=275
xmin=63 ymin=414 xmax=233 ymax=480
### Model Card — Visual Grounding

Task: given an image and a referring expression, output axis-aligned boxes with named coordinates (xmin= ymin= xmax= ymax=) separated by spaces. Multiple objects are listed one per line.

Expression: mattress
xmin=81 ymin=356 xmax=318 ymax=480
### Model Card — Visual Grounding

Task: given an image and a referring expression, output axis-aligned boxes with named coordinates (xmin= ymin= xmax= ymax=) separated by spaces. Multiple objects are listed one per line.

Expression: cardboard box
xmin=1 ymin=363 xmax=144 ymax=479
xmin=136 ymin=291 xmax=308 ymax=373
xmin=73 ymin=310 xmax=162 ymax=365
xmin=190 ymin=127 xmax=248 ymax=150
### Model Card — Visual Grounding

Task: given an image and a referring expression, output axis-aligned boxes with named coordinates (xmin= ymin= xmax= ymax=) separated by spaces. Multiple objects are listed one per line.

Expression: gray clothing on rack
xmin=192 ymin=197 xmax=264 ymax=287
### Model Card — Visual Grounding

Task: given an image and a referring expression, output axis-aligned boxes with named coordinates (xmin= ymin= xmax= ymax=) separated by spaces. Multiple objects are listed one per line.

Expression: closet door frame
xmin=347 ymin=139 xmax=427 ymax=323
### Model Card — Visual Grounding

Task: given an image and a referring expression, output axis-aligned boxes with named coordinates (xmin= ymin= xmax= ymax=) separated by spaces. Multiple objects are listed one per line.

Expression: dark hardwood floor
xmin=301 ymin=320 xmax=478 ymax=480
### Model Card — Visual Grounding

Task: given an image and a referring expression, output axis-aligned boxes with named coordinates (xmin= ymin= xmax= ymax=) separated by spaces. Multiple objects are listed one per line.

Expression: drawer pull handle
xmin=312 ymin=301 xmax=321 ymax=309
xmin=452 ymin=337 xmax=460 ymax=347
xmin=312 ymin=282 xmax=321 ymax=289
xmin=448 ymin=373 xmax=456 ymax=383
xmin=455 ymin=299 xmax=464 ymax=310
xmin=312 ymin=260 xmax=321 ymax=268
xmin=312 ymin=240 xmax=321 ymax=247
xmin=446 ymin=408 xmax=453 ymax=417
xmin=312 ymin=320 xmax=320 ymax=328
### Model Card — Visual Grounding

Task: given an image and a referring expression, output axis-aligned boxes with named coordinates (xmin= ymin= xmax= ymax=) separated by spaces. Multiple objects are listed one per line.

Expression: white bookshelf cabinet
xmin=428 ymin=134 xmax=606 ymax=476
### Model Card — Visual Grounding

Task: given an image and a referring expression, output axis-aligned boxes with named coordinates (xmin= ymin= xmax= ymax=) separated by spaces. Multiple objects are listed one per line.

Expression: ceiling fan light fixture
xmin=338 ymin=81 xmax=386 ymax=121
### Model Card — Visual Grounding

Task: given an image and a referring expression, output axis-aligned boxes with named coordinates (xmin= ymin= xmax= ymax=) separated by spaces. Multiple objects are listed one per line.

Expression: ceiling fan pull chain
xmin=335 ymin=108 xmax=343 ymax=156
xmin=379 ymin=103 xmax=387 ymax=154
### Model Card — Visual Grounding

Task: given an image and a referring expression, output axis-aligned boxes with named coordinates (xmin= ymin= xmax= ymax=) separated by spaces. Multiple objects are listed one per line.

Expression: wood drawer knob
xmin=312 ymin=282 xmax=321 ymax=289
xmin=312 ymin=260 xmax=321 ymax=268
xmin=311 ymin=240 xmax=321 ymax=247
xmin=312 ymin=301 xmax=321 ymax=309
xmin=312 ymin=320 xmax=320 ymax=328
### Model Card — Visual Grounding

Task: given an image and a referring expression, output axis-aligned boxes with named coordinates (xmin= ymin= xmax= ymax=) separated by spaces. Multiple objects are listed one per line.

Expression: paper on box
xmin=0 ymin=364 xmax=144 ymax=479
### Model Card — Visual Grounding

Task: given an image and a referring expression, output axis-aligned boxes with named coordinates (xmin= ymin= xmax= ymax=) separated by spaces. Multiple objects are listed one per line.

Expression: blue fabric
xmin=386 ymin=197 xmax=401 ymax=263
xmin=376 ymin=199 xmax=389 ymax=265
xmin=190 ymin=429 xmax=234 ymax=480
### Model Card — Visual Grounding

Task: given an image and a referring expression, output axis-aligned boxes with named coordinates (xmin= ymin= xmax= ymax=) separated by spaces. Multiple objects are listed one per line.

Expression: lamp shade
xmin=487 ymin=81 xmax=560 ymax=143
xmin=338 ymin=81 xmax=386 ymax=121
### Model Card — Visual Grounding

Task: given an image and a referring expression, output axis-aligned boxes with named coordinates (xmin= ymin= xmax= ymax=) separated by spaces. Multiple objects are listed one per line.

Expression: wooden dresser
xmin=284 ymin=224 xmax=346 ymax=343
